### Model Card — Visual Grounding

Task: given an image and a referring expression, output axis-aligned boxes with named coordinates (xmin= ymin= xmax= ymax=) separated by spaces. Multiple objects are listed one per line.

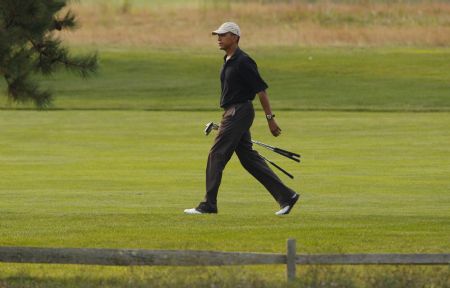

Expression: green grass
xmin=0 ymin=265 xmax=448 ymax=287
xmin=0 ymin=110 xmax=449 ymax=286
xmin=1 ymin=110 xmax=448 ymax=252
xmin=0 ymin=47 xmax=449 ymax=286
xmin=1 ymin=47 xmax=450 ymax=111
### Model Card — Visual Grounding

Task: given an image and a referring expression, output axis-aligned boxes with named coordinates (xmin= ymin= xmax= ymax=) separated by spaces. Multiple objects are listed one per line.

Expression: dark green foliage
xmin=0 ymin=0 xmax=97 ymax=108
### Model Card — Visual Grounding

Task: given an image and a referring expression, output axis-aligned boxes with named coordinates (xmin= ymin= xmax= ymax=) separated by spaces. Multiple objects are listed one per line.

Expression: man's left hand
xmin=268 ymin=119 xmax=281 ymax=137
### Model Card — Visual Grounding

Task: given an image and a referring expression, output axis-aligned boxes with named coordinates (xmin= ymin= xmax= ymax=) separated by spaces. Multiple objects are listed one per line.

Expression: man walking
xmin=184 ymin=22 xmax=299 ymax=215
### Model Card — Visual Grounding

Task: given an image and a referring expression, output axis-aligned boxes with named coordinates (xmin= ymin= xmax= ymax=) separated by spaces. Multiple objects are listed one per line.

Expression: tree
xmin=0 ymin=0 xmax=98 ymax=108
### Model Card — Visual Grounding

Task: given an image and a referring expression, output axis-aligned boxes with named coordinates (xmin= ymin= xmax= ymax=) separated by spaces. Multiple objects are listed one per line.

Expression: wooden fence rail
xmin=1 ymin=239 xmax=449 ymax=282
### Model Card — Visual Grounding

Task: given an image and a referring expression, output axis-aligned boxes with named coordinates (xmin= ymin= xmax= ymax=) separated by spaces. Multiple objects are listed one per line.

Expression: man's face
xmin=217 ymin=33 xmax=238 ymax=50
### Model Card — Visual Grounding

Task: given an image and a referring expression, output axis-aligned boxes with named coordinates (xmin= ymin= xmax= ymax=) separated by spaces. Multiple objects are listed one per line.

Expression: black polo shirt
xmin=220 ymin=48 xmax=268 ymax=108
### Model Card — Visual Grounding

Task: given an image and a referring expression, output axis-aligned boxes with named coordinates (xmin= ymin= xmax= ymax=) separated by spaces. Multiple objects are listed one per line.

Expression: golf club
xmin=258 ymin=154 xmax=294 ymax=179
xmin=251 ymin=140 xmax=300 ymax=162
xmin=204 ymin=122 xmax=219 ymax=135
xmin=203 ymin=121 xmax=299 ymax=179
xmin=205 ymin=122 xmax=300 ymax=161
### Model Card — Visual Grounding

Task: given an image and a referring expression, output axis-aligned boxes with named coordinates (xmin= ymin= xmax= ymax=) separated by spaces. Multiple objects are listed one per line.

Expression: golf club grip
xmin=273 ymin=148 xmax=301 ymax=162
xmin=252 ymin=140 xmax=300 ymax=162
xmin=260 ymin=155 xmax=294 ymax=179
xmin=268 ymin=160 xmax=294 ymax=179
xmin=273 ymin=147 xmax=300 ymax=158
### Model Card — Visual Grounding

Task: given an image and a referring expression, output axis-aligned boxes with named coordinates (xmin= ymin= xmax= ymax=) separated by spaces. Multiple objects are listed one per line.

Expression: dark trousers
xmin=204 ymin=101 xmax=296 ymax=208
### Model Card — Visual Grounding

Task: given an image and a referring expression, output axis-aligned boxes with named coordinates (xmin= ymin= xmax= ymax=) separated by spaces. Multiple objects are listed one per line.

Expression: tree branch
xmin=1 ymin=0 xmax=98 ymax=108
xmin=28 ymin=37 xmax=96 ymax=77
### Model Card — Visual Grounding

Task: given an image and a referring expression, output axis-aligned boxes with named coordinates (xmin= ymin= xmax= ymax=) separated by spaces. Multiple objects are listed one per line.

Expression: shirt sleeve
xmin=238 ymin=57 xmax=268 ymax=94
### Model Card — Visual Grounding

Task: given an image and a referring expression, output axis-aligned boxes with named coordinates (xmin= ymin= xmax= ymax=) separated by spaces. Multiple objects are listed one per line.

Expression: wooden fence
xmin=0 ymin=239 xmax=449 ymax=282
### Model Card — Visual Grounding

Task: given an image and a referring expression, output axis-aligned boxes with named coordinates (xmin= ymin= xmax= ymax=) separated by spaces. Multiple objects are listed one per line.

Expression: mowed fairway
xmin=2 ymin=47 xmax=449 ymax=111
xmin=1 ymin=110 xmax=449 ymax=252
xmin=0 ymin=47 xmax=449 ymax=286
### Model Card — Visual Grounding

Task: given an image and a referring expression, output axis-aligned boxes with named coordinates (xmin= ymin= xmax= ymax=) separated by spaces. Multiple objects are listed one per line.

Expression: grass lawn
xmin=0 ymin=110 xmax=449 ymax=286
xmin=1 ymin=47 xmax=450 ymax=111
xmin=0 ymin=110 xmax=449 ymax=252
xmin=1 ymin=110 xmax=448 ymax=251
xmin=0 ymin=47 xmax=449 ymax=286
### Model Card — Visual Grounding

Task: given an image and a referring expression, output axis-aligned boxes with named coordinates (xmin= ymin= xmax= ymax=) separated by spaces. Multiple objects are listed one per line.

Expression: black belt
xmin=222 ymin=100 xmax=252 ymax=110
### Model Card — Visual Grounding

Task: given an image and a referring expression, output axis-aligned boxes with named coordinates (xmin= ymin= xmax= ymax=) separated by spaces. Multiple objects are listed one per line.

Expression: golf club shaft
xmin=259 ymin=154 xmax=294 ymax=179
xmin=252 ymin=140 xmax=300 ymax=162
xmin=205 ymin=124 xmax=300 ymax=162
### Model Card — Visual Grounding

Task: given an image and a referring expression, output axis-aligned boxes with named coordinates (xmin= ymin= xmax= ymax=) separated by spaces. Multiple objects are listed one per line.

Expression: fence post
xmin=286 ymin=238 xmax=296 ymax=282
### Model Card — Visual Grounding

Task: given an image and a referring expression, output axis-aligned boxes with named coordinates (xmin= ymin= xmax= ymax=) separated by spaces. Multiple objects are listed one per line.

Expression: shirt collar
xmin=223 ymin=47 xmax=242 ymax=62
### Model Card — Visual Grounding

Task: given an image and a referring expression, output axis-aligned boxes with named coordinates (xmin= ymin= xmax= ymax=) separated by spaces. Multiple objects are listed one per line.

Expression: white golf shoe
xmin=184 ymin=208 xmax=203 ymax=214
xmin=275 ymin=193 xmax=300 ymax=215
xmin=184 ymin=202 xmax=218 ymax=214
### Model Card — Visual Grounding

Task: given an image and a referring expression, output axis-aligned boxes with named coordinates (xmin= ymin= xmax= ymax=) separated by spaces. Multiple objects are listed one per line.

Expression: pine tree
xmin=0 ymin=0 xmax=98 ymax=108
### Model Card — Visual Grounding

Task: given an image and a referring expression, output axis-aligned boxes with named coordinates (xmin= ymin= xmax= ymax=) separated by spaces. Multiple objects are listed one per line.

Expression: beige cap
xmin=212 ymin=22 xmax=240 ymax=37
